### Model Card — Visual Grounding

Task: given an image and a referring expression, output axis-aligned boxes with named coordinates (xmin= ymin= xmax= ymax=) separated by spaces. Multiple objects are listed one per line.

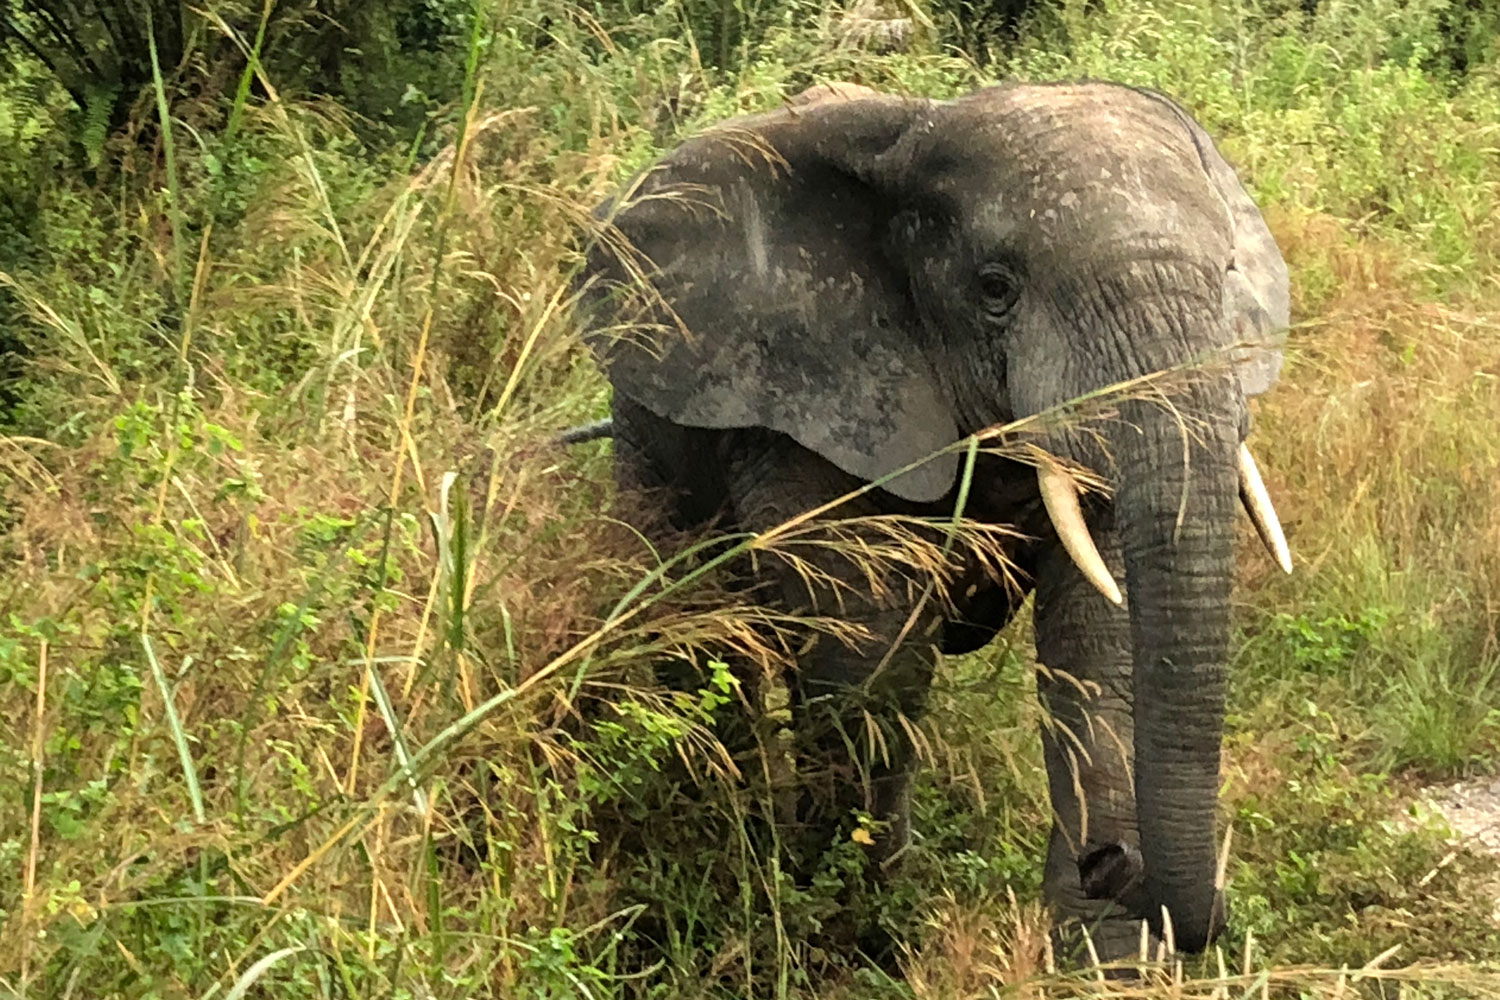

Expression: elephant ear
xmin=578 ymin=87 xmax=961 ymax=503
xmin=1138 ymin=90 xmax=1289 ymax=398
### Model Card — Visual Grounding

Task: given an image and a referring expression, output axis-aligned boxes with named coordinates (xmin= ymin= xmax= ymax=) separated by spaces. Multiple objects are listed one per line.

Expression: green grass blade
xmin=142 ymin=634 xmax=206 ymax=825
xmin=219 ymin=945 xmax=310 ymax=1000
xmin=224 ymin=0 xmax=273 ymax=147
xmin=364 ymin=655 xmax=429 ymax=816
xmin=146 ymin=9 xmax=187 ymax=304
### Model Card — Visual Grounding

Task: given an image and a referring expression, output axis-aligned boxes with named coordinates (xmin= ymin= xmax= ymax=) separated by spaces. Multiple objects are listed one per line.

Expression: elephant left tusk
xmin=1038 ymin=459 xmax=1124 ymax=606
xmin=1238 ymin=443 xmax=1292 ymax=574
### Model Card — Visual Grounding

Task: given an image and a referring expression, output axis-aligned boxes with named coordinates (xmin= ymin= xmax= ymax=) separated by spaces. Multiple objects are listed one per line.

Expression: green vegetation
xmin=2 ymin=0 xmax=1500 ymax=995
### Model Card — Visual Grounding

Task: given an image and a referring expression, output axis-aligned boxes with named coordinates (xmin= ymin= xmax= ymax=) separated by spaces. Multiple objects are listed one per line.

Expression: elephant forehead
xmin=925 ymin=86 xmax=1233 ymax=255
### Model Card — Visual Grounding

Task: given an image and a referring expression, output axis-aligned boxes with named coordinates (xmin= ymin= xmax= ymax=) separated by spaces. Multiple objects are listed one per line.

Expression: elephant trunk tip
xmin=1159 ymin=887 xmax=1227 ymax=955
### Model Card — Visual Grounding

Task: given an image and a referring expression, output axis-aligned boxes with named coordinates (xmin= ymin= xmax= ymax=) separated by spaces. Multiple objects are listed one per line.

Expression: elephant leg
xmin=608 ymin=394 xmax=758 ymax=707
xmin=610 ymin=393 xmax=730 ymax=533
xmin=1032 ymin=530 xmax=1156 ymax=965
xmin=722 ymin=431 xmax=948 ymax=869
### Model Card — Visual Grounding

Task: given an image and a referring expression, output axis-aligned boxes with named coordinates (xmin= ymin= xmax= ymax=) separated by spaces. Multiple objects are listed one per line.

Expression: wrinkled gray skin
xmin=574 ymin=81 xmax=1288 ymax=960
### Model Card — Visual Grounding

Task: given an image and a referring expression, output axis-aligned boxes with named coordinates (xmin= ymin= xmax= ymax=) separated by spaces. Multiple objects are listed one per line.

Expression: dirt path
xmin=1412 ymin=775 xmax=1500 ymax=924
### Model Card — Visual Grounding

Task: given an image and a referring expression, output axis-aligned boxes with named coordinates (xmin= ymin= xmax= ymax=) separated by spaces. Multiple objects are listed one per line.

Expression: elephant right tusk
xmin=1237 ymin=443 xmax=1293 ymax=574
xmin=1038 ymin=459 xmax=1124 ymax=606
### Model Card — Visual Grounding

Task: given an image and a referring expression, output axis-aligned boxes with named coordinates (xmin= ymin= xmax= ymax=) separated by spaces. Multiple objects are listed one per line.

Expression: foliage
xmin=2 ymin=0 xmax=1500 ymax=997
xmin=0 ymin=0 xmax=479 ymax=138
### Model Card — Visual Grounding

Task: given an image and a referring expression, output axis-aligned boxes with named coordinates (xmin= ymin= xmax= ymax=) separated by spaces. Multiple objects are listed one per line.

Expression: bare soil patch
xmin=1409 ymin=775 xmax=1500 ymax=924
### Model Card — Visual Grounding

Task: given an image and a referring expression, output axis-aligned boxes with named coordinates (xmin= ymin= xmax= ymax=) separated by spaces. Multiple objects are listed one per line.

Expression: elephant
xmin=570 ymin=79 xmax=1293 ymax=961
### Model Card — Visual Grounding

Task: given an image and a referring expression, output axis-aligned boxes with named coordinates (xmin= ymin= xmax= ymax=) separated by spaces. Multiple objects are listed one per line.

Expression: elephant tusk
xmin=1238 ymin=443 xmax=1292 ymax=574
xmin=1037 ymin=459 xmax=1124 ymax=606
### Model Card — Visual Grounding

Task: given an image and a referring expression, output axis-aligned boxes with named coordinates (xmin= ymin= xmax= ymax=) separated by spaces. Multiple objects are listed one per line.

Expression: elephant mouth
xmin=1036 ymin=442 xmax=1291 ymax=603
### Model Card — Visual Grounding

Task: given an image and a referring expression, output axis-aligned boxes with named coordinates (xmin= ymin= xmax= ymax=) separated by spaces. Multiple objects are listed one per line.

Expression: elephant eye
xmin=977 ymin=263 xmax=1021 ymax=320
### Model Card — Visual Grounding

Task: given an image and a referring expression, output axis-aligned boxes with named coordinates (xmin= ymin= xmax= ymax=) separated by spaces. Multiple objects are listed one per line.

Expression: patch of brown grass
xmin=1245 ymin=207 xmax=1500 ymax=656
xmin=1253 ymin=223 xmax=1500 ymax=667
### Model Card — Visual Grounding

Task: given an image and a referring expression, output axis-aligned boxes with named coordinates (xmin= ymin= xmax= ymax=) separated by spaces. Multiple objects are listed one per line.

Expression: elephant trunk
xmin=1113 ymin=390 xmax=1239 ymax=952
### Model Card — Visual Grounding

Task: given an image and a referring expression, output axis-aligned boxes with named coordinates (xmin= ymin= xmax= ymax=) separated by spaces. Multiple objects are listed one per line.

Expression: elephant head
xmin=579 ymin=81 xmax=1290 ymax=952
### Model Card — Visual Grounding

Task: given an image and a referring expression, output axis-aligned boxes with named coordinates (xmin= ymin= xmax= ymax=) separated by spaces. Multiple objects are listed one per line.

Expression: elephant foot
xmin=1045 ymin=831 xmax=1159 ymax=972
xmin=1049 ymin=909 xmax=1158 ymax=974
xmin=1049 ymin=886 xmax=1232 ymax=977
